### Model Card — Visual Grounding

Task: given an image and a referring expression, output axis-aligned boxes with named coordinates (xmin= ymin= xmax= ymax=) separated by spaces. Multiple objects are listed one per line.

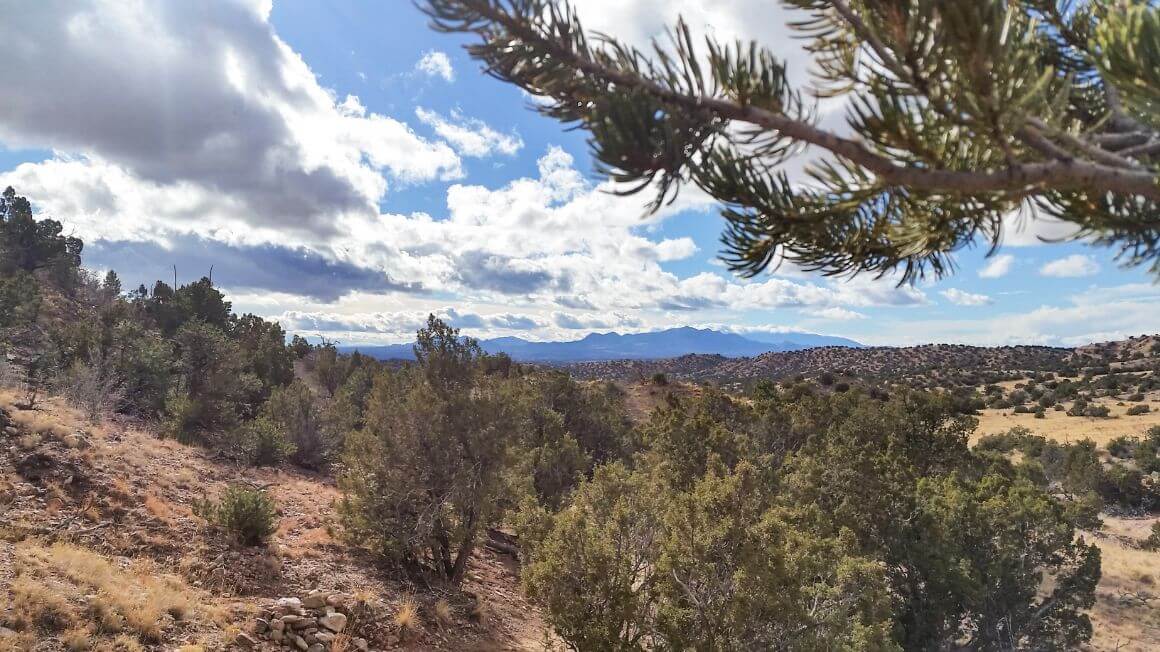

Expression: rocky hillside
xmin=564 ymin=337 xmax=1160 ymax=384
xmin=0 ymin=389 xmax=548 ymax=651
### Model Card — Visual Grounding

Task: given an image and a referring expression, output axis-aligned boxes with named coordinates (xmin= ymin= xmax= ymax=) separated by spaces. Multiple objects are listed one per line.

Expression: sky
xmin=0 ymin=0 xmax=1156 ymax=348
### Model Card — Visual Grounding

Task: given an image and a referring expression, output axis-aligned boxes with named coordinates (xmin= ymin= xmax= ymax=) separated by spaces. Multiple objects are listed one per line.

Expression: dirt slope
xmin=0 ymin=389 xmax=549 ymax=651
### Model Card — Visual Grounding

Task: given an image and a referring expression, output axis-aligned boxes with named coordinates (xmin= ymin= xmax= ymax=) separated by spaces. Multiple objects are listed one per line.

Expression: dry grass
xmin=10 ymin=541 xmax=200 ymax=645
xmin=395 ymin=596 xmax=420 ymax=639
xmin=1085 ymin=520 xmax=1160 ymax=651
xmin=143 ymin=493 xmax=177 ymax=524
xmin=63 ymin=626 xmax=95 ymax=651
xmin=434 ymin=598 xmax=454 ymax=628
xmin=974 ymin=397 xmax=1160 ymax=447
xmin=6 ymin=575 xmax=74 ymax=633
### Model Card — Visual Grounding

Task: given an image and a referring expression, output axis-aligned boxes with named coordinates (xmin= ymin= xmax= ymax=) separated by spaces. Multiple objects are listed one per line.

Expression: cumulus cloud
xmin=415 ymin=49 xmax=455 ymax=82
xmin=940 ymin=288 xmax=992 ymax=307
xmin=1040 ymin=254 xmax=1100 ymax=278
xmin=415 ymin=107 xmax=523 ymax=157
xmin=0 ymin=0 xmax=462 ymax=240
xmin=805 ymin=307 xmax=867 ymax=320
xmin=86 ymin=236 xmax=417 ymax=302
xmin=867 ymin=286 xmax=1160 ymax=347
xmin=977 ymin=254 xmax=1015 ymax=279
xmin=278 ymin=307 xmax=544 ymax=340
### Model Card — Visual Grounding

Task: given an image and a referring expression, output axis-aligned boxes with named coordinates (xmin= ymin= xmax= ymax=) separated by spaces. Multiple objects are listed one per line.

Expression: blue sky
xmin=0 ymin=0 xmax=1156 ymax=347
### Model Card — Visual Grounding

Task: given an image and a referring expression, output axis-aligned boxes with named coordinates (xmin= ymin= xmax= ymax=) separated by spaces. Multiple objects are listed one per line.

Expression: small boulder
xmin=302 ymin=590 xmax=327 ymax=609
xmin=234 ymin=632 xmax=258 ymax=648
xmin=318 ymin=612 xmax=347 ymax=633
xmin=275 ymin=597 xmax=305 ymax=615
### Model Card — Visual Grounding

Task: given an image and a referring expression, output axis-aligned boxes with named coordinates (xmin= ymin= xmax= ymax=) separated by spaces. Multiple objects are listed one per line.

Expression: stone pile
xmin=242 ymin=590 xmax=370 ymax=652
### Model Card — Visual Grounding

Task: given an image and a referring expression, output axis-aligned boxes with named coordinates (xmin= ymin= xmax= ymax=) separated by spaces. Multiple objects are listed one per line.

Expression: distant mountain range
xmin=339 ymin=327 xmax=862 ymax=362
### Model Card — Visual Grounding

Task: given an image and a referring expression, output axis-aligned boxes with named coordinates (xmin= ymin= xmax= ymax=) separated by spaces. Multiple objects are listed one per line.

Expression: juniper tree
xmin=423 ymin=0 xmax=1160 ymax=281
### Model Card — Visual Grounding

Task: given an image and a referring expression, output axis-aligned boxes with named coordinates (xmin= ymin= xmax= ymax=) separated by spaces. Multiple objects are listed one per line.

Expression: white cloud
xmin=977 ymin=254 xmax=1015 ymax=279
xmin=415 ymin=107 xmax=523 ymax=157
xmin=1000 ymin=206 xmax=1081 ymax=246
xmin=0 ymin=1 xmax=461 ymax=239
xmin=1040 ymin=254 xmax=1100 ymax=278
xmin=805 ymin=307 xmax=867 ymax=320
xmin=415 ymin=49 xmax=454 ymax=82
xmin=940 ymin=288 xmax=993 ymax=306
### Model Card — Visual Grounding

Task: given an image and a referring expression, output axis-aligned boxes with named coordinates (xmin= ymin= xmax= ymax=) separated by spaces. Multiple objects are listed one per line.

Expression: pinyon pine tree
xmin=422 ymin=0 xmax=1160 ymax=281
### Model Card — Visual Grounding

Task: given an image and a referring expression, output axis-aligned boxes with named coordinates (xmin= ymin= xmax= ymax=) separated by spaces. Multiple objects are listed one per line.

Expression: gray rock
xmin=235 ymin=632 xmax=258 ymax=648
xmin=318 ymin=612 xmax=347 ymax=633
xmin=292 ymin=634 xmax=309 ymax=651
xmin=353 ymin=638 xmax=369 ymax=652
xmin=276 ymin=597 xmax=305 ymax=615
xmin=302 ymin=590 xmax=327 ymax=609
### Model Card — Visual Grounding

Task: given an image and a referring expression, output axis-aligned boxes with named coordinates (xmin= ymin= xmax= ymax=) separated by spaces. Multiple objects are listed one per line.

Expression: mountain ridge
xmin=338 ymin=326 xmax=862 ymax=362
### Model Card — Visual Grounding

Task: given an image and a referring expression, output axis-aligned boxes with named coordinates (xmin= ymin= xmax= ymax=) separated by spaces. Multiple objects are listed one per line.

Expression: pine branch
xmin=440 ymin=0 xmax=1160 ymax=200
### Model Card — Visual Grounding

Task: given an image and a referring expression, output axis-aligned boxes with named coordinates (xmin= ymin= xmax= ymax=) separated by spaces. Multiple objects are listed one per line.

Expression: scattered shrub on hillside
xmin=233 ymin=417 xmax=294 ymax=466
xmin=1100 ymin=465 xmax=1158 ymax=513
xmin=650 ymin=372 xmax=668 ymax=386
xmin=165 ymin=321 xmax=258 ymax=443
xmin=1066 ymin=399 xmax=1111 ymax=418
xmin=1013 ymin=405 xmax=1030 ymax=414
xmin=264 ymin=380 xmax=328 ymax=468
xmin=521 ymin=395 xmax=1099 ymax=651
xmin=1128 ymin=392 xmax=1146 ymax=402
xmin=1108 ymin=435 xmax=1137 ymax=459
xmin=1087 ymin=405 xmax=1111 ymax=417
xmin=340 ymin=316 xmax=523 ymax=584
xmin=194 ymin=485 xmax=278 ymax=546
xmin=520 ymin=462 xmax=896 ymax=650
xmin=1145 ymin=522 xmax=1160 ymax=551
xmin=1127 ymin=404 xmax=1151 ymax=416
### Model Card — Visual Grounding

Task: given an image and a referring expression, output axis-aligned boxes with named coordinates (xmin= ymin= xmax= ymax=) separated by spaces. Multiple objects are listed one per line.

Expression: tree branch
xmin=460 ymin=0 xmax=1160 ymax=201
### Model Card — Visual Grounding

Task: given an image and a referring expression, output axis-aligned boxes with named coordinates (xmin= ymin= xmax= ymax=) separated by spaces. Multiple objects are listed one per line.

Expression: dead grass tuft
xmin=433 ymin=598 xmax=454 ymax=628
xmin=394 ymin=596 xmax=420 ymax=638
xmin=6 ymin=576 xmax=75 ymax=633
xmin=63 ymin=626 xmax=94 ymax=651
xmin=15 ymin=541 xmax=198 ymax=643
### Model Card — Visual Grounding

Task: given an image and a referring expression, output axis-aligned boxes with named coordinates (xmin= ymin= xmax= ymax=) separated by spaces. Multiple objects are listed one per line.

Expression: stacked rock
xmin=248 ymin=591 xmax=370 ymax=651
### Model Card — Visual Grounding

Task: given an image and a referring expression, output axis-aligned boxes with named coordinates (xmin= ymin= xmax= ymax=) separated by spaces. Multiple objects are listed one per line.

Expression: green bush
xmin=1145 ymin=522 xmax=1160 ymax=551
xmin=1107 ymin=435 xmax=1137 ymax=459
xmin=264 ymin=380 xmax=328 ymax=468
xmin=340 ymin=316 xmax=522 ymax=584
xmin=234 ymin=417 xmax=295 ymax=466
xmin=194 ymin=485 xmax=278 ymax=546
xmin=1127 ymin=404 xmax=1150 ymax=416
